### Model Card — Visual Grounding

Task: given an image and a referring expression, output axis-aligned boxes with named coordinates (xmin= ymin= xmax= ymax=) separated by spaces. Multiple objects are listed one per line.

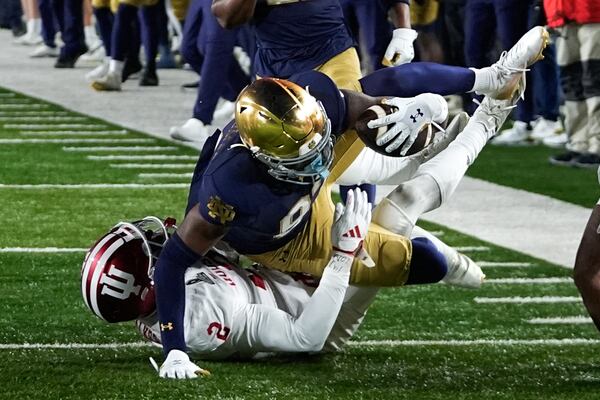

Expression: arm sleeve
xmin=236 ymin=253 xmax=353 ymax=352
xmin=196 ymin=174 xmax=240 ymax=227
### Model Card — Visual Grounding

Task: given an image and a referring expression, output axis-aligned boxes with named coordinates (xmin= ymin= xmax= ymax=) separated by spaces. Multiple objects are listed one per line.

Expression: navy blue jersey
xmin=186 ymin=70 xmax=347 ymax=254
xmin=253 ymin=0 xmax=355 ymax=78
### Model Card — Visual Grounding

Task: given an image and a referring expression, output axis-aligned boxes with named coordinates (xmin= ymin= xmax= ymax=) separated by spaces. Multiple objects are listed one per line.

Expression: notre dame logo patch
xmin=207 ymin=196 xmax=236 ymax=224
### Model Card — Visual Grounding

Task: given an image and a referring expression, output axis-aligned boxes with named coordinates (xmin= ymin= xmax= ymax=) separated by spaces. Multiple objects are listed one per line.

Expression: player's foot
xmin=30 ymin=44 xmax=59 ymax=58
xmin=80 ymin=44 xmax=106 ymax=63
xmin=442 ymin=252 xmax=485 ymax=289
xmin=54 ymin=46 xmax=87 ymax=68
xmin=122 ymin=58 xmax=143 ymax=82
xmin=573 ymin=153 xmax=600 ymax=169
xmin=549 ymin=151 xmax=580 ymax=167
xmin=476 ymin=26 xmax=549 ymax=100
xmin=170 ymin=118 xmax=214 ymax=146
xmin=13 ymin=32 xmax=42 ymax=46
xmin=543 ymin=132 xmax=567 ymax=148
xmin=530 ymin=118 xmax=562 ymax=142
xmin=492 ymin=121 xmax=532 ymax=146
xmin=213 ymin=100 xmax=235 ymax=122
xmin=85 ymin=60 xmax=109 ymax=82
xmin=139 ymin=69 xmax=159 ymax=86
xmin=91 ymin=70 xmax=122 ymax=91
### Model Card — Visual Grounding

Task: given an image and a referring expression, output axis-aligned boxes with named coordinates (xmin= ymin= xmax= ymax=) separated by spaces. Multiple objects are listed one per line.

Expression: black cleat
xmin=54 ymin=46 xmax=88 ymax=68
xmin=122 ymin=58 xmax=143 ymax=82
xmin=139 ymin=69 xmax=159 ymax=86
xmin=549 ymin=151 xmax=581 ymax=167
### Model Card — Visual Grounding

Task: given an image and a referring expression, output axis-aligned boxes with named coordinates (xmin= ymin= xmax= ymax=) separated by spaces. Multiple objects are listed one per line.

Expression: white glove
xmin=366 ymin=94 xmax=448 ymax=155
xmin=382 ymin=28 xmax=418 ymax=67
xmin=153 ymin=350 xmax=210 ymax=379
xmin=331 ymin=188 xmax=373 ymax=267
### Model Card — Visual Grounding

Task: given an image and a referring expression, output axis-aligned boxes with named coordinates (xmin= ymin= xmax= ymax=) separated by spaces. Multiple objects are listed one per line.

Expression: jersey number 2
xmin=207 ymin=322 xmax=230 ymax=341
xmin=274 ymin=195 xmax=311 ymax=239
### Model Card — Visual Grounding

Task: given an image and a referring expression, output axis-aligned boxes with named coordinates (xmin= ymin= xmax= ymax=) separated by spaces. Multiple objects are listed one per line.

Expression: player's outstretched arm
xmin=238 ymin=189 xmax=371 ymax=353
xmin=153 ymin=204 xmax=227 ymax=379
xmin=211 ymin=0 xmax=257 ymax=28
xmin=574 ymin=203 xmax=600 ymax=333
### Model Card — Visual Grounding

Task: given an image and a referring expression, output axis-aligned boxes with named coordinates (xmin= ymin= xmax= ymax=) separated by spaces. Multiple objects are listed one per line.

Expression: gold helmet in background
xmin=235 ymin=78 xmax=333 ymax=185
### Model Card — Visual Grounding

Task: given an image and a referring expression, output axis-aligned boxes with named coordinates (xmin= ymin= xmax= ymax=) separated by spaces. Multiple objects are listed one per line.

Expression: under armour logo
xmin=99 ymin=265 xmax=141 ymax=300
xmin=160 ymin=322 xmax=174 ymax=331
xmin=343 ymin=225 xmax=362 ymax=238
xmin=410 ymin=108 xmax=424 ymax=123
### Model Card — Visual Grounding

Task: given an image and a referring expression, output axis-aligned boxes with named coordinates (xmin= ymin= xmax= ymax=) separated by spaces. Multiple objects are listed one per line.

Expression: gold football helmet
xmin=235 ymin=78 xmax=333 ymax=185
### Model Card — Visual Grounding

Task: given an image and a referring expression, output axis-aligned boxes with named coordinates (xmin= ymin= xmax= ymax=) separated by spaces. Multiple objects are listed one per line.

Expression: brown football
xmin=355 ymin=103 xmax=436 ymax=157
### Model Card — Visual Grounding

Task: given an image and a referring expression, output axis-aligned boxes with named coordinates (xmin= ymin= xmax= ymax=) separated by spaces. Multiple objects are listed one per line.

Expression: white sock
xmin=108 ymin=59 xmax=124 ymax=75
xmin=85 ymin=25 xmax=99 ymax=47
xmin=469 ymin=67 xmax=490 ymax=93
xmin=413 ymin=117 xmax=489 ymax=204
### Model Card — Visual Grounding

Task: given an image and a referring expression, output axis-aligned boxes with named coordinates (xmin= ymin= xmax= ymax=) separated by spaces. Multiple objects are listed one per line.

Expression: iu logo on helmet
xmin=99 ymin=265 xmax=141 ymax=300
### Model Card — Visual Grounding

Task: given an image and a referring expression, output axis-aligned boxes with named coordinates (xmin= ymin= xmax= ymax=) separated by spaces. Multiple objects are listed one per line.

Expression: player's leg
xmin=138 ymin=0 xmax=161 ymax=86
xmin=86 ymin=0 xmax=113 ymax=81
xmin=574 ymin=191 xmax=600 ymax=332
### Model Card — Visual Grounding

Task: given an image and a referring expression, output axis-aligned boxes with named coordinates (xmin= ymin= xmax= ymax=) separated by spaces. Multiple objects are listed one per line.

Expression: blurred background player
xmin=52 ymin=0 xmax=88 ymax=67
xmin=0 ymin=0 xmax=27 ymax=37
xmin=14 ymin=0 xmax=42 ymax=45
xmin=169 ymin=0 xmax=253 ymax=143
xmin=91 ymin=0 xmax=162 ymax=90
xmin=30 ymin=0 xmax=59 ymax=57
xmin=545 ymin=0 xmax=600 ymax=168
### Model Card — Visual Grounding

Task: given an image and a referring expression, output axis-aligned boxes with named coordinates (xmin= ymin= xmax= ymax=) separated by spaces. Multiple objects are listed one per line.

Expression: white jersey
xmin=137 ymin=255 xmax=378 ymax=359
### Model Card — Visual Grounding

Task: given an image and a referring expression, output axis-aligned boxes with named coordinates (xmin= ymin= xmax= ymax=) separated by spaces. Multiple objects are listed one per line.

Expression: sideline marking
xmin=3 ymin=124 xmax=107 ymax=129
xmin=0 ymin=116 xmax=88 ymax=122
xmin=3 ymin=339 xmax=600 ymax=350
xmin=0 ymin=104 xmax=49 ymax=109
xmin=486 ymin=277 xmax=572 ymax=284
xmin=0 ymin=247 xmax=87 ymax=253
xmin=63 ymin=146 xmax=178 ymax=152
xmin=527 ymin=316 xmax=592 ymax=325
xmin=478 ymin=261 xmax=533 ymax=267
xmin=88 ymin=155 xmax=197 ymax=161
xmin=474 ymin=296 xmax=581 ymax=304
xmin=110 ymin=163 xmax=196 ymax=169
xmin=0 ymin=183 xmax=189 ymax=189
xmin=455 ymin=246 xmax=489 ymax=252
xmin=0 ymin=138 xmax=153 ymax=144
xmin=139 ymin=173 xmax=194 ymax=178
xmin=0 ymin=111 xmax=68 ymax=116
xmin=21 ymin=130 xmax=128 ymax=136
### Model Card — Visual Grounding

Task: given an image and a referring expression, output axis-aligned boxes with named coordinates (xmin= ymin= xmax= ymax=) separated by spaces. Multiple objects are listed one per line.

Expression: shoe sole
xmin=549 ymin=158 xmax=576 ymax=167
xmin=90 ymin=82 xmax=121 ymax=91
xmin=573 ymin=161 xmax=600 ymax=169
xmin=529 ymin=27 xmax=550 ymax=66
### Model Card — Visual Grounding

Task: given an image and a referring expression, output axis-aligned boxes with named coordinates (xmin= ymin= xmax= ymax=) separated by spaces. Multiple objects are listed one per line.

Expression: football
xmin=355 ymin=103 xmax=436 ymax=157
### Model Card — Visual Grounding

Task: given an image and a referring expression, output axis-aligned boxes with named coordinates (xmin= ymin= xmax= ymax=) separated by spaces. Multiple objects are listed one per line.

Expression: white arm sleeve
xmin=236 ymin=253 xmax=353 ymax=353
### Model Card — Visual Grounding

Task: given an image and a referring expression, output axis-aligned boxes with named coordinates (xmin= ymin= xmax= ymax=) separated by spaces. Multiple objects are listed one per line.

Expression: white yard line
xmin=0 ymin=247 xmax=87 ymax=253
xmin=2 ymin=339 xmax=600 ymax=350
xmin=110 ymin=163 xmax=196 ymax=169
xmin=0 ymin=103 xmax=49 ymax=109
xmin=0 ymin=183 xmax=189 ymax=189
xmin=349 ymin=338 xmax=600 ymax=346
xmin=63 ymin=146 xmax=178 ymax=152
xmin=88 ymin=155 xmax=197 ymax=161
xmin=21 ymin=130 xmax=128 ymax=136
xmin=474 ymin=296 xmax=581 ymax=304
xmin=3 ymin=124 xmax=106 ymax=129
xmin=527 ymin=316 xmax=592 ymax=325
xmin=486 ymin=277 xmax=572 ymax=284
xmin=0 ymin=138 xmax=153 ymax=144
xmin=478 ymin=261 xmax=533 ymax=267
xmin=0 ymin=111 xmax=68 ymax=116
xmin=0 ymin=116 xmax=88 ymax=122
xmin=454 ymin=246 xmax=490 ymax=252
xmin=139 ymin=173 xmax=194 ymax=178
xmin=0 ymin=93 xmax=15 ymax=97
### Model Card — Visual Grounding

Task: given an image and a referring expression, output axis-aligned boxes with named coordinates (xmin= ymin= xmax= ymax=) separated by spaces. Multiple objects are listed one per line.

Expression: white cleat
xmin=542 ymin=132 xmax=568 ymax=149
xmin=476 ymin=26 xmax=550 ymax=100
xmin=85 ymin=60 xmax=110 ymax=82
xmin=91 ymin=70 xmax=121 ymax=91
xmin=443 ymin=252 xmax=485 ymax=289
xmin=213 ymin=100 xmax=235 ymax=122
xmin=29 ymin=44 xmax=59 ymax=58
xmin=170 ymin=118 xmax=215 ymax=147
xmin=80 ymin=45 xmax=106 ymax=63
xmin=492 ymin=121 xmax=532 ymax=146
xmin=410 ymin=111 xmax=469 ymax=164
xmin=530 ymin=117 xmax=562 ymax=142
xmin=13 ymin=33 xmax=43 ymax=46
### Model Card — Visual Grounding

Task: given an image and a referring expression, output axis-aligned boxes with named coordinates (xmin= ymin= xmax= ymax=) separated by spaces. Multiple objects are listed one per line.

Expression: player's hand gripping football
xmin=151 ymin=349 xmax=211 ymax=379
xmin=367 ymin=93 xmax=448 ymax=155
xmin=331 ymin=188 xmax=375 ymax=267
xmin=382 ymin=28 xmax=418 ymax=67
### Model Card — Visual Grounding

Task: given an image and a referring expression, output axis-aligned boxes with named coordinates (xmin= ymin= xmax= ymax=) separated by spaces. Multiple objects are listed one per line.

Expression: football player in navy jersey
xmin=152 ymin=28 xmax=550 ymax=378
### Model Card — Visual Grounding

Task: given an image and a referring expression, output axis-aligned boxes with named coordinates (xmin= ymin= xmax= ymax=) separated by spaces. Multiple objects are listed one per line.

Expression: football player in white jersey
xmin=573 ymin=165 xmax=600 ymax=333
xmin=82 ymin=188 xmax=380 ymax=378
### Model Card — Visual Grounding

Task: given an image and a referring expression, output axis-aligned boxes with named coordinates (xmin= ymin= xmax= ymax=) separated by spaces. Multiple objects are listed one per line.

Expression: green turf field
xmin=1 ymin=88 xmax=599 ymax=399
